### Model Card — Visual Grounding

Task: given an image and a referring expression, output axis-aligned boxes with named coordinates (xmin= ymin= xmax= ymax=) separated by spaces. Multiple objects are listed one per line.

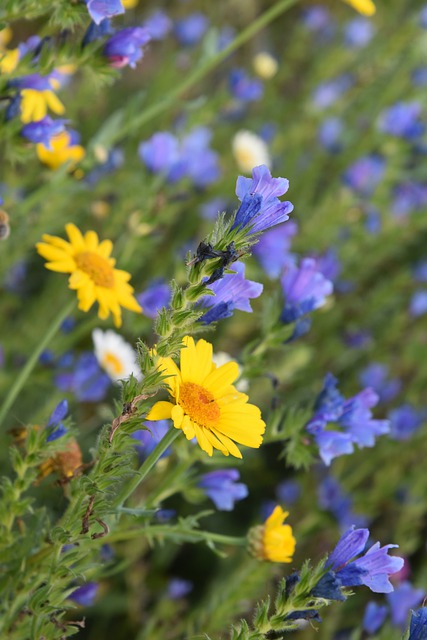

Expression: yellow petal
xmin=44 ymin=90 xmax=65 ymax=115
xmin=66 ymin=223 xmax=85 ymax=251
xmin=44 ymin=260 xmax=75 ymax=273
xmin=146 ymin=401 xmax=174 ymax=421
xmin=203 ymin=361 xmax=240 ymax=397
xmin=210 ymin=428 xmax=242 ymax=459
xmin=342 ymin=0 xmax=375 ymax=15
xmin=171 ymin=404 xmax=184 ymax=428
xmin=181 ymin=415 xmax=196 ymax=440
xmin=193 ymin=423 xmax=213 ymax=456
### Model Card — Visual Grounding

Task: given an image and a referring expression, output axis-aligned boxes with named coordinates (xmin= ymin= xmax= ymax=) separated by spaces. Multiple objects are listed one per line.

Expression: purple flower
xmin=276 ymin=480 xmax=300 ymax=505
xmin=167 ymin=578 xmax=193 ymax=599
xmin=413 ymin=260 xmax=427 ymax=282
xmin=46 ymin=399 xmax=68 ymax=442
xmin=412 ymin=67 xmax=427 ymax=87
xmin=409 ymin=608 xmax=427 ymax=639
xmin=9 ymin=74 xmax=54 ymax=92
xmin=133 ymin=420 xmax=170 ymax=458
xmin=359 ymin=363 xmax=401 ymax=404
xmin=280 ymin=257 xmax=333 ymax=323
xmin=378 ymin=102 xmax=424 ymax=140
xmin=139 ymin=132 xmax=180 ymax=175
xmin=339 ymin=389 xmax=390 ymax=448
xmin=342 ymin=155 xmax=385 ymax=197
xmin=198 ymin=469 xmax=248 ymax=511
xmin=391 ymin=182 xmax=427 ymax=218
xmin=312 ymin=248 xmax=342 ymax=283
xmin=312 ymin=74 xmax=353 ymax=110
xmin=138 ymin=127 xmax=220 ymax=188
xmin=318 ymin=476 xmax=367 ymax=530
xmin=363 ymin=602 xmax=388 ymax=634
xmin=137 ymin=280 xmax=171 ymax=318
xmin=83 ymin=18 xmax=114 ymax=46
xmin=104 ymin=27 xmax=151 ymax=69
xmin=143 ymin=10 xmax=172 ymax=40
xmin=301 ymin=6 xmax=333 ymax=33
xmin=318 ymin=117 xmax=343 ymax=153
xmin=232 ymin=165 xmax=293 ymax=235
xmin=197 ymin=261 xmax=263 ymax=324
xmin=421 ymin=7 xmax=427 ymax=28
xmin=21 ymin=116 xmax=66 ymax=149
xmin=327 ymin=526 xmax=404 ymax=593
xmin=85 ymin=0 xmax=124 ymax=24
xmin=252 ymin=221 xmax=298 ymax=279
xmin=388 ymin=404 xmax=424 ymax=441
xmin=174 ymin=13 xmax=208 ymax=46
xmin=70 ymin=582 xmax=99 ymax=606
xmin=344 ymin=17 xmax=375 ymax=48
xmin=229 ymin=68 xmax=263 ymax=102
xmin=306 ymin=374 xmax=390 ymax=465
xmin=55 ymin=352 xmax=110 ymax=402
xmin=410 ymin=290 xmax=427 ymax=317
xmin=387 ymin=582 xmax=425 ymax=628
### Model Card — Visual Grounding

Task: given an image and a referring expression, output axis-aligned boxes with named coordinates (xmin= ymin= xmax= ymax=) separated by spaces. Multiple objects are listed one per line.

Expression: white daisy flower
xmin=92 ymin=329 xmax=141 ymax=383
xmin=232 ymin=130 xmax=271 ymax=174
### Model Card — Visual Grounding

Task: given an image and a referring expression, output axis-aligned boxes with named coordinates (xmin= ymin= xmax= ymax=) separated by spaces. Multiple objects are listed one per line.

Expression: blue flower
xmin=55 ymin=352 xmax=110 ymax=402
xmin=83 ymin=18 xmax=114 ymax=46
xmin=392 ymin=182 xmax=427 ymax=218
xmin=174 ymin=13 xmax=208 ymax=46
xmin=133 ymin=420 xmax=171 ymax=459
xmin=137 ymin=280 xmax=171 ymax=319
xmin=229 ymin=68 xmax=264 ymax=102
xmin=46 ymin=399 xmax=68 ymax=442
xmin=342 ymin=155 xmax=385 ymax=197
xmin=363 ymin=602 xmax=388 ymax=634
xmin=387 ymin=582 xmax=425 ymax=628
xmin=104 ymin=27 xmax=151 ymax=69
xmin=312 ymin=74 xmax=353 ymax=110
xmin=318 ymin=117 xmax=343 ymax=153
xmin=280 ymin=257 xmax=333 ymax=323
xmin=85 ymin=0 xmax=124 ymax=24
xmin=143 ymin=10 xmax=172 ymax=40
xmin=138 ymin=127 xmax=220 ymax=188
xmin=70 ymin=582 xmax=99 ymax=606
xmin=167 ymin=578 xmax=193 ymax=599
xmin=197 ymin=261 xmax=263 ymax=324
xmin=359 ymin=363 xmax=401 ymax=404
xmin=232 ymin=165 xmax=293 ymax=235
xmin=21 ymin=116 xmax=66 ymax=148
xmin=301 ymin=6 xmax=334 ymax=34
xmin=252 ymin=221 xmax=298 ymax=279
xmin=408 ymin=608 xmax=427 ymax=640
xmin=311 ymin=571 xmax=346 ymax=601
xmin=327 ymin=526 xmax=404 ymax=593
xmin=198 ymin=469 xmax=248 ymax=511
xmin=276 ymin=479 xmax=300 ymax=505
xmin=378 ymin=102 xmax=424 ymax=140
xmin=388 ymin=405 xmax=424 ymax=441
xmin=413 ymin=260 xmax=427 ymax=282
xmin=344 ymin=17 xmax=375 ymax=48
xmin=318 ymin=476 xmax=367 ymax=530
xmin=306 ymin=374 xmax=390 ymax=465
xmin=410 ymin=290 xmax=427 ymax=317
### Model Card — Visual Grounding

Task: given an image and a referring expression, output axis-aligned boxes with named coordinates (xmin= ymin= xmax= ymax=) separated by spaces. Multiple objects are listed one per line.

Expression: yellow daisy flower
xmin=147 ymin=336 xmax=266 ymax=458
xmin=20 ymin=87 xmax=65 ymax=124
xmin=342 ymin=0 xmax=376 ymax=16
xmin=248 ymin=506 xmax=296 ymax=563
xmin=36 ymin=132 xmax=85 ymax=170
xmin=36 ymin=223 xmax=142 ymax=327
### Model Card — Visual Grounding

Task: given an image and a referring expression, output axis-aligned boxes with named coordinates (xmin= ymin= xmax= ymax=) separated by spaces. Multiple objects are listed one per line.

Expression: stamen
xmin=75 ymin=251 xmax=114 ymax=288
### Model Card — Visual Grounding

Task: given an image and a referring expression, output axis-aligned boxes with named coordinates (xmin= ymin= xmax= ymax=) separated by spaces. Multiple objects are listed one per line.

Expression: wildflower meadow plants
xmin=1 ymin=1 xmax=427 ymax=639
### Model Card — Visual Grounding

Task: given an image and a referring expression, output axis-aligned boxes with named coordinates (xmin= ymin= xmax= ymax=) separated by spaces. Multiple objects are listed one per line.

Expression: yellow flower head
xmin=147 ymin=336 xmax=266 ymax=458
xmin=36 ymin=131 xmax=85 ymax=170
xmin=342 ymin=0 xmax=376 ymax=16
xmin=20 ymin=87 xmax=65 ymax=124
xmin=0 ymin=48 xmax=19 ymax=74
xmin=248 ymin=506 xmax=296 ymax=563
xmin=36 ymin=223 xmax=142 ymax=327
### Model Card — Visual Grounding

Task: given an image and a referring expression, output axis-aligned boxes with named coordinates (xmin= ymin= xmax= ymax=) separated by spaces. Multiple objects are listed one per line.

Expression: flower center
xmin=102 ymin=352 xmax=124 ymax=376
xmin=75 ymin=251 xmax=115 ymax=288
xmin=179 ymin=382 xmax=221 ymax=429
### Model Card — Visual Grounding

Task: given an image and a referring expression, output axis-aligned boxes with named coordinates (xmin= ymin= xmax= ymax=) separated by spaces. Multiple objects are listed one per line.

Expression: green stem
xmin=91 ymin=0 xmax=299 ymax=147
xmin=114 ymin=428 xmax=181 ymax=508
xmin=0 ymin=298 xmax=75 ymax=429
xmin=103 ymin=524 xmax=247 ymax=548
